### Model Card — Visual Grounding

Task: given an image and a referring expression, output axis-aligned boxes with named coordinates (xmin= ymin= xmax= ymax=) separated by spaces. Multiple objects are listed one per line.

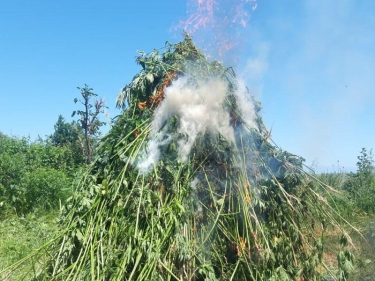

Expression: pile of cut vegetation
xmin=2 ymin=36 xmax=353 ymax=281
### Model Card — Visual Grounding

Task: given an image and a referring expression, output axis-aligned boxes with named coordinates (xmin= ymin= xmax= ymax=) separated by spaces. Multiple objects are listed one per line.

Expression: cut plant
xmin=1 ymin=35 xmax=354 ymax=281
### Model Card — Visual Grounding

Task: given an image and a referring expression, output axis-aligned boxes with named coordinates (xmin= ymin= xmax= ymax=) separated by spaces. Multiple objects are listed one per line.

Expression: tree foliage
xmin=50 ymin=115 xmax=78 ymax=147
xmin=343 ymin=148 xmax=375 ymax=212
xmin=72 ymin=84 xmax=107 ymax=164
xmin=49 ymin=115 xmax=84 ymax=165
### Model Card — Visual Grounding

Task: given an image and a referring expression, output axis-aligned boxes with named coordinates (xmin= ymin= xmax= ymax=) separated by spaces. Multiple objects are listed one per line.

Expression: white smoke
xmin=137 ymin=133 xmax=172 ymax=174
xmin=233 ymin=78 xmax=257 ymax=129
xmin=190 ymin=177 xmax=203 ymax=213
xmin=137 ymin=75 xmax=257 ymax=174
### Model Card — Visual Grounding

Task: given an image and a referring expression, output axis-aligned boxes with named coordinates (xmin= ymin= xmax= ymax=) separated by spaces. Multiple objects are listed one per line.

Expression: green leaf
xmin=75 ymin=229 xmax=84 ymax=242
xmin=216 ymin=198 xmax=224 ymax=206
xmin=102 ymin=179 xmax=108 ymax=188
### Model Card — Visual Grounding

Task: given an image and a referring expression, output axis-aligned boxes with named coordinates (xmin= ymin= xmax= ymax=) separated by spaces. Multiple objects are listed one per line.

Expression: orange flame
xmin=180 ymin=0 xmax=215 ymax=33
xmin=177 ymin=0 xmax=257 ymax=58
xmin=179 ymin=0 xmax=257 ymax=33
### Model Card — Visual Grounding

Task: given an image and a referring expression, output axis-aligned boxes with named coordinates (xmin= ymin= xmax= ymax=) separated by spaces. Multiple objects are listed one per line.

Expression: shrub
xmin=22 ymin=168 xmax=72 ymax=213
xmin=0 ymin=133 xmax=78 ymax=214
xmin=343 ymin=148 xmax=375 ymax=213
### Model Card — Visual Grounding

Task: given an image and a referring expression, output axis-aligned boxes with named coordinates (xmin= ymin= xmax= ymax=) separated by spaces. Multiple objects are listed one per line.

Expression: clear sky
xmin=1 ymin=0 xmax=374 ymax=172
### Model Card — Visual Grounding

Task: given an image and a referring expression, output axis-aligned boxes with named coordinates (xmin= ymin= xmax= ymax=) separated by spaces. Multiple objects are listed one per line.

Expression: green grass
xmin=344 ymin=214 xmax=375 ymax=281
xmin=321 ymin=214 xmax=375 ymax=281
xmin=0 ymin=210 xmax=59 ymax=281
xmin=316 ymin=172 xmax=375 ymax=280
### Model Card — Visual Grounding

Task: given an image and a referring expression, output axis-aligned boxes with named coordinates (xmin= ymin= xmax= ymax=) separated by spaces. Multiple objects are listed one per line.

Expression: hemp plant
xmin=1 ymin=36 xmax=356 ymax=281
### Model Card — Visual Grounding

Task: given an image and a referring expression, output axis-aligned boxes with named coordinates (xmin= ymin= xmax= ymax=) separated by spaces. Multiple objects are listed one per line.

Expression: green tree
xmin=50 ymin=115 xmax=78 ymax=146
xmin=344 ymin=148 xmax=375 ymax=212
xmin=357 ymin=148 xmax=374 ymax=176
xmin=72 ymin=85 xmax=107 ymax=164
xmin=49 ymin=115 xmax=84 ymax=165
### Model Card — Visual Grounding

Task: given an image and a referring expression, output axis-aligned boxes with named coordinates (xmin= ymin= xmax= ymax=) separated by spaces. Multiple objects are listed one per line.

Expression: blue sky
xmin=1 ymin=0 xmax=374 ymax=172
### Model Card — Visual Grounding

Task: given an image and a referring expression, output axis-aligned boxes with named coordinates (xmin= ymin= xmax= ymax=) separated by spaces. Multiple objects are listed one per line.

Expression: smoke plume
xmin=137 ymin=75 xmax=256 ymax=174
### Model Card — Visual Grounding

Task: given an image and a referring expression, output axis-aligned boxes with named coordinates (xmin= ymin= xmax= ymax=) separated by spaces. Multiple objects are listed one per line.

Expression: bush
xmin=21 ymin=168 xmax=72 ymax=213
xmin=0 ymin=133 xmax=78 ymax=214
xmin=317 ymin=149 xmax=375 ymax=216
xmin=343 ymin=148 xmax=375 ymax=213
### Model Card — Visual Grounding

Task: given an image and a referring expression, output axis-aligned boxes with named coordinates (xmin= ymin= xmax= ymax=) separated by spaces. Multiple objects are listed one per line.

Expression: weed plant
xmin=1 ymin=36 xmax=355 ymax=281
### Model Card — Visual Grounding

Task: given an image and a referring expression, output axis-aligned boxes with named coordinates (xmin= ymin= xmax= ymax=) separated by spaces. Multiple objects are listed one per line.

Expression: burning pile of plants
xmin=3 ymin=36 xmax=353 ymax=280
